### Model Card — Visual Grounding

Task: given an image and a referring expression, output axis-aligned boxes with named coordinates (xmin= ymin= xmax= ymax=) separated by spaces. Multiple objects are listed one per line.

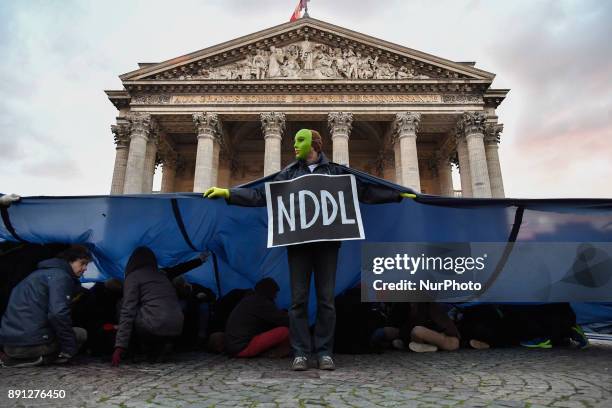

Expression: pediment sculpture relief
xmin=162 ymin=40 xmax=432 ymax=81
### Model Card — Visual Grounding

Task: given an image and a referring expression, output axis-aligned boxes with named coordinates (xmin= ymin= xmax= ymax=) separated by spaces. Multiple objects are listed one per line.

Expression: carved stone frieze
xmin=130 ymin=93 xmax=480 ymax=105
xmin=442 ymin=95 xmax=482 ymax=104
xmin=151 ymin=40 xmax=433 ymax=81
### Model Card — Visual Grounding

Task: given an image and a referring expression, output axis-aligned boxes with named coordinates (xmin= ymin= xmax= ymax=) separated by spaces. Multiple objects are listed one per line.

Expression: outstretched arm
xmin=203 ymin=168 xmax=290 ymax=207
xmin=203 ymin=185 xmax=267 ymax=207
xmin=355 ymin=179 xmax=404 ymax=204
xmin=164 ymin=253 xmax=207 ymax=281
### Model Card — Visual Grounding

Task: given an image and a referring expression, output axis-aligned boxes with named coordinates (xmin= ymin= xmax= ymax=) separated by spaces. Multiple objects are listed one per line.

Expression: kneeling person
xmin=225 ymin=278 xmax=290 ymax=358
xmin=112 ymin=247 xmax=192 ymax=366
xmin=0 ymin=245 xmax=91 ymax=367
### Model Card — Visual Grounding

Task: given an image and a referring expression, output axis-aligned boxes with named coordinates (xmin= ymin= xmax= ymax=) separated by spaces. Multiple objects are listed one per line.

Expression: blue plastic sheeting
xmin=2 ymin=172 xmax=612 ymax=324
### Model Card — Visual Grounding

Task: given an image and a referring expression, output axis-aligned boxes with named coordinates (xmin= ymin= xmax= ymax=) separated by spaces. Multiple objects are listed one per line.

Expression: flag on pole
xmin=290 ymin=0 xmax=308 ymax=22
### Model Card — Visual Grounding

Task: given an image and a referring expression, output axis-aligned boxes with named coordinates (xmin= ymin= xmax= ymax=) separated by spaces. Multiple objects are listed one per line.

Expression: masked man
xmin=204 ymin=128 xmax=412 ymax=370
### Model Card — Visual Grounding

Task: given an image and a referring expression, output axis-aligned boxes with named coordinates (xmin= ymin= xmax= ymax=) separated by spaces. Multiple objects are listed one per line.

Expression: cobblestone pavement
xmin=1 ymin=341 xmax=611 ymax=408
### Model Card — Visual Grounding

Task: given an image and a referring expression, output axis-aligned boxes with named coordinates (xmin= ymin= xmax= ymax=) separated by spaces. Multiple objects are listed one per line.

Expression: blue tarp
xmin=2 ymin=170 xmax=612 ymax=325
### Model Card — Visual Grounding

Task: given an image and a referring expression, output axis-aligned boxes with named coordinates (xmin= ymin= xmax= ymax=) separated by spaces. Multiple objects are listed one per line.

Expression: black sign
xmin=265 ymin=174 xmax=364 ymax=248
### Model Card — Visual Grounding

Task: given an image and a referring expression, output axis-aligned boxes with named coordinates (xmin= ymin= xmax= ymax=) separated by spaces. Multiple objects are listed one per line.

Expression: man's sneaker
xmin=0 ymin=355 xmax=44 ymax=368
xmin=318 ymin=355 xmax=335 ymax=371
xmin=569 ymin=325 xmax=589 ymax=349
xmin=291 ymin=356 xmax=308 ymax=371
xmin=408 ymin=341 xmax=438 ymax=352
xmin=520 ymin=338 xmax=552 ymax=349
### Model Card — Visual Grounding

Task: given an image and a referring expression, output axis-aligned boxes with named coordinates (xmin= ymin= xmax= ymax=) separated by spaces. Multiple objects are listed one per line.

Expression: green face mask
xmin=293 ymin=129 xmax=313 ymax=160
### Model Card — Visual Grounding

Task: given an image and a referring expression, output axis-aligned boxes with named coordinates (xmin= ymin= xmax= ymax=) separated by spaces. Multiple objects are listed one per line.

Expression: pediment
xmin=121 ymin=18 xmax=494 ymax=83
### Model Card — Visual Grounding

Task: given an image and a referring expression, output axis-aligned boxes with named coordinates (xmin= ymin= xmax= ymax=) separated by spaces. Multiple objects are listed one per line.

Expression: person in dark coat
xmin=0 ymin=242 xmax=69 ymax=317
xmin=0 ymin=245 xmax=91 ymax=367
xmin=455 ymin=303 xmax=588 ymax=349
xmin=205 ymin=129 xmax=410 ymax=371
xmin=225 ymin=278 xmax=290 ymax=357
xmin=206 ymin=288 xmax=254 ymax=353
xmin=111 ymin=247 xmax=205 ymax=366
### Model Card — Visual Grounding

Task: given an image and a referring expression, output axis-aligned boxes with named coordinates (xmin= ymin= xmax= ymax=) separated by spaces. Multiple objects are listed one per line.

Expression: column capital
xmin=193 ymin=112 xmax=220 ymax=140
xmin=127 ymin=113 xmax=152 ymax=141
xmin=260 ymin=112 xmax=286 ymax=139
xmin=111 ymin=123 xmax=130 ymax=148
xmin=328 ymin=112 xmax=353 ymax=137
xmin=393 ymin=112 xmax=421 ymax=139
xmin=458 ymin=111 xmax=487 ymax=135
xmin=485 ymin=123 xmax=504 ymax=145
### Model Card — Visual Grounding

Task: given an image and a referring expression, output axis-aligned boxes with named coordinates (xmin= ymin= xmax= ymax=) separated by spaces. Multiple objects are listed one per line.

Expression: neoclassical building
xmin=106 ymin=17 xmax=508 ymax=197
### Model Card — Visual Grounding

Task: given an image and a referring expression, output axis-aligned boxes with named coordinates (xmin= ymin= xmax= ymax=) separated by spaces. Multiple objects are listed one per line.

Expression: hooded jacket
xmin=114 ymin=247 xmax=184 ymax=349
xmin=224 ymin=291 xmax=289 ymax=355
xmin=0 ymin=258 xmax=80 ymax=355
xmin=229 ymin=152 xmax=401 ymax=207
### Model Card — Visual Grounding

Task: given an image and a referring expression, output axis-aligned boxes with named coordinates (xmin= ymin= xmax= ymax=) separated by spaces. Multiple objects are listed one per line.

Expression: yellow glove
xmin=203 ymin=187 xmax=230 ymax=199
xmin=400 ymin=192 xmax=417 ymax=199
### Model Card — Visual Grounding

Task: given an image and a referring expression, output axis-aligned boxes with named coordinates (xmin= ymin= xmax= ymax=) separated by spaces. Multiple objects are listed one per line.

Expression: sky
xmin=0 ymin=0 xmax=610 ymax=198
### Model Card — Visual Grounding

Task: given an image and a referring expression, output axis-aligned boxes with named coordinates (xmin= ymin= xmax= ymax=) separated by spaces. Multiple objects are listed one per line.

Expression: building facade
xmin=106 ymin=18 xmax=508 ymax=197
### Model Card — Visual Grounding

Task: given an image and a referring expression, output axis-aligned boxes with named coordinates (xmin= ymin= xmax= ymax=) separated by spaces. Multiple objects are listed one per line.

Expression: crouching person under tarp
xmin=455 ymin=303 xmax=588 ymax=350
xmin=225 ymin=278 xmax=290 ymax=358
xmin=111 ymin=247 xmax=205 ymax=366
xmin=0 ymin=245 xmax=91 ymax=368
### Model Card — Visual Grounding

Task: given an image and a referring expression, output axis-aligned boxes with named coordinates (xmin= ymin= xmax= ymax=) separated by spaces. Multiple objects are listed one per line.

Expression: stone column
xmin=141 ymin=123 xmax=159 ymax=193
xmin=328 ymin=112 xmax=353 ymax=166
xmin=110 ymin=123 xmax=130 ymax=195
xmin=393 ymin=112 xmax=421 ymax=191
xmin=485 ymin=124 xmax=505 ymax=198
xmin=192 ymin=112 xmax=221 ymax=192
xmin=393 ymin=142 xmax=401 ymax=184
xmin=436 ymin=152 xmax=454 ymax=197
xmin=158 ymin=138 xmax=178 ymax=193
xmin=260 ymin=112 xmax=286 ymax=176
xmin=460 ymin=112 xmax=492 ymax=198
xmin=455 ymin=131 xmax=472 ymax=198
xmin=161 ymin=157 xmax=177 ymax=193
xmin=123 ymin=113 xmax=151 ymax=194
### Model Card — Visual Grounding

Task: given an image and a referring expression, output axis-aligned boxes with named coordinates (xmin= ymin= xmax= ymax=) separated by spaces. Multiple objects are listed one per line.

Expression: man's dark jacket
xmin=229 ymin=153 xmax=401 ymax=206
xmin=0 ymin=258 xmax=80 ymax=355
xmin=224 ymin=292 xmax=289 ymax=355
xmin=114 ymin=247 xmax=184 ymax=349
